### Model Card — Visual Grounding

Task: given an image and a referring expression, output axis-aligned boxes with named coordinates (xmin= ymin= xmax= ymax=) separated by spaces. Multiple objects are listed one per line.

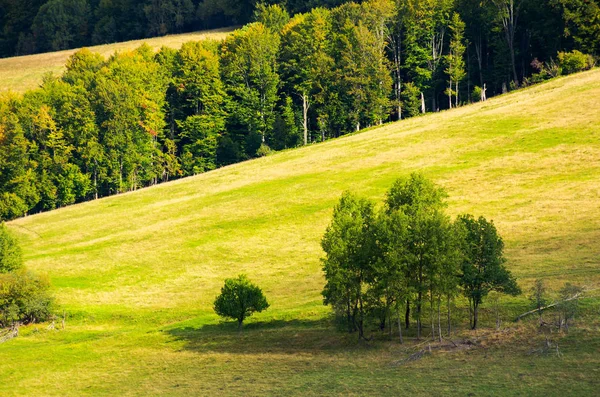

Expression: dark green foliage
xmin=31 ymin=0 xmax=91 ymax=53
xmin=0 ymin=224 xmax=22 ymax=274
xmin=0 ymin=268 xmax=53 ymax=327
xmin=551 ymin=0 xmax=600 ymax=55
xmin=458 ymin=214 xmax=521 ymax=329
xmin=271 ymin=96 xmax=300 ymax=150
xmin=213 ymin=274 xmax=269 ymax=330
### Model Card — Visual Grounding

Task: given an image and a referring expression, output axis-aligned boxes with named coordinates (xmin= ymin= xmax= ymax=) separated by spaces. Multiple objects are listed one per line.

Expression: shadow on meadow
xmin=164 ymin=318 xmax=380 ymax=355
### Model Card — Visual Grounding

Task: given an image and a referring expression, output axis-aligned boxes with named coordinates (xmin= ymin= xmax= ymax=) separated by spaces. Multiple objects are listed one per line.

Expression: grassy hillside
xmin=0 ymin=28 xmax=233 ymax=93
xmin=2 ymin=70 xmax=600 ymax=395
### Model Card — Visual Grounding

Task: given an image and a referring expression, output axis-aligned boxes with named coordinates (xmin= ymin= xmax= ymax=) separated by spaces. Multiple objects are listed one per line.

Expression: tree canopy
xmin=213 ymin=274 xmax=269 ymax=331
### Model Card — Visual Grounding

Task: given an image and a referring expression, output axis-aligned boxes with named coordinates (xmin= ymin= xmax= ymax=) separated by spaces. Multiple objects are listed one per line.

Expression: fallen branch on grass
xmin=515 ymin=293 xmax=584 ymax=322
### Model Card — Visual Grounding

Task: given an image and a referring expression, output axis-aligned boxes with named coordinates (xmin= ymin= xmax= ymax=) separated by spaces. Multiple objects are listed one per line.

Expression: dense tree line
xmin=0 ymin=0 xmax=352 ymax=57
xmin=0 ymin=0 xmax=599 ymax=220
xmin=321 ymin=174 xmax=521 ymax=340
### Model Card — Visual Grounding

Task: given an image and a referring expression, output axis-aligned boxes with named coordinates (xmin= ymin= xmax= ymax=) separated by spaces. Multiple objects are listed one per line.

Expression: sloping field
xmin=0 ymin=28 xmax=233 ymax=93
xmin=2 ymin=70 xmax=600 ymax=395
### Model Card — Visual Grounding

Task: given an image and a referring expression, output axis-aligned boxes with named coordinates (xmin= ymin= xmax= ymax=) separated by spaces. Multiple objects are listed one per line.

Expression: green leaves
xmin=213 ymin=274 xmax=270 ymax=329
xmin=0 ymin=224 xmax=22 ymax=274
xmin=458 ymin=214 xmax=520 ymax=328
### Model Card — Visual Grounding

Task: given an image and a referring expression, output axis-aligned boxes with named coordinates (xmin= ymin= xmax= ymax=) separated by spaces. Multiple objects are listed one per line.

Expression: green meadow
xmin=2 ymin=69 xmax=600 ymax=395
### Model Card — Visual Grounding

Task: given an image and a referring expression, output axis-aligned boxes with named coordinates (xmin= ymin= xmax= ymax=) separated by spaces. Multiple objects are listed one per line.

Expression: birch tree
xmin=446 ymin=13 xmax=467 ymax=108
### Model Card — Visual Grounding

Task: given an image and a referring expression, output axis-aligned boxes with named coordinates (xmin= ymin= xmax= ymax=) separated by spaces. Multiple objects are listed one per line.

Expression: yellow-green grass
xmin=0 ymin=28 xmax=233 ymax=93
xmin=2 ymin=70 xmax=600 ymax=395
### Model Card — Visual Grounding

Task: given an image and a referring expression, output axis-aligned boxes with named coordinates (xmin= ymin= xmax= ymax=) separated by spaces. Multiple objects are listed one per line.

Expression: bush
xmin=472 ymin=86 xmax=483 ymax=102
xmin=256 ymin=143 xmax=274 ymax=157
xmin=557 ymin=50 xmax=595 ymax=75
xmin=0 ymin=269 xmax=53 ymax=327
xmin=213 ymin=275 xmax=269 ymax=331
xmin=0 ymin=223 xmax=23 ymax=274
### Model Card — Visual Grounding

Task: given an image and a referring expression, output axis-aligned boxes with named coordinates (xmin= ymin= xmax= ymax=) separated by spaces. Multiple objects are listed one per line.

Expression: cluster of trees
xmin=0 ymin=0 xmax=351 ymax=57
xmin=321 ymin=174 xmax=520 ymax=340
xmin=1 ymin=0 xmax=599 ymax=221
xmin=0 ymin=224 xmax=53 ymax=328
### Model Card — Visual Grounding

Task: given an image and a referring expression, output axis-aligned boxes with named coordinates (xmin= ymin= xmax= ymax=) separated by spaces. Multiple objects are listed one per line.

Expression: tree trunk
xmin=405 ymin=299 xmax=410 ymax=329
xmin=397 ymin=309 xmax=403 ymax=344
xmin=302 ymin=93 xmax=309 ymax=146
xmin=472 ymin=301 xmax=479 ymax=330
xmin=437 ymin=297 xmax=442 ymax=343
xmin=455 ymin=80 xmax=459 ymax=107
xmin=475 ymin=37 xmax=484 ymax=88
xmin=416 ymin=292 xmax=422 ymax=340
xmin=420 ymin=92 xmax=426 ymax=114
xmin=468 ymin=297 xmax=473 ymax=329
xmin=430 ymin=297 xmax=435 ymax=341
xmin=447 ymin=295 xmax=451 ymax=337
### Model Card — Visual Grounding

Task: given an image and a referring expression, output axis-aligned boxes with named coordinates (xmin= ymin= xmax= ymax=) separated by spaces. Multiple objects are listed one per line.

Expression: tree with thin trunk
xmin=493 ymin=0 xmax=522 ymax=87
xmin=458 ymin=214 xmax=521 ymax=330
xmin=445 ymin=13 xmax=466 ymax=109
xmin=280 ymin=9 xmax=333 ymax=146
xmin=322 ymin=192 xmax=376 ymax=341
xmin=385 ymin=173 xmax=448 ymax=339
xmin=528 ymin=279 xmax=548 ymax=325
xmin=213 ymin=274 xmax=269 ymax=332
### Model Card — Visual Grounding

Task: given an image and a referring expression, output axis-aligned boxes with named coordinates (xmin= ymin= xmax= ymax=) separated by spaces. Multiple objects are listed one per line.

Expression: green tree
xmin=279 ymin=8 xmax=333 ymax=145
xmin=0 ymin=96 xmax=39 ymax=220
xmin=322 ymin=192 xmax=376 ymax=340
xmin=551 ymin=0 xmax=600 ymax=55
xmin=385 ymin=173 xmax=448 ymax=338
xmin=493 ymin=0 xmax=523 ymax=87
xmin=31 ymin=0 xmax=91 ymax=52
xmin=0 ymin=268 xmax=53 ymax=327
xmin=446 ymin=13 xmax=467 ymax=108
xmin=0 ymin=224 xmax=22 ymax=274
xmin=213 ymin=274 xmax=269 ymax=331
xmin=143 ymin=0 xmax=195 ymax=37
xmin=458 ymin=214 xmax=521 ymax=329
xmin=253 ymin=2 xmax=290 ymax=33
xmin=221 ymin=23 xmax=280 ymax=154
xmin=271 ymin=96 xmax=300 ymax=150
xmin=92 ymin=46 xmax=168 ymax=192
xmin=370 ymin=207 xmax=410 ymax=341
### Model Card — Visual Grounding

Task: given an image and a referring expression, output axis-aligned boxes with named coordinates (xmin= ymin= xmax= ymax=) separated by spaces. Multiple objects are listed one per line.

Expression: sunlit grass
xmin=1 ymin=70 xmax=600 ymax=395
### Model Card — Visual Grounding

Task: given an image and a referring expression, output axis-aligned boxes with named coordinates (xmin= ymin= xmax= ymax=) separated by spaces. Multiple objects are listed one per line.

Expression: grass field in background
xmin=1 ymin=70 xmax=600 ymax=395
xmin=0 ymin=28 xmax=233 ymax=93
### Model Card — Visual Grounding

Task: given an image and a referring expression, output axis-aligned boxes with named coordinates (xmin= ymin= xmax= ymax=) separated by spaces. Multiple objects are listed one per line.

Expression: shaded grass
xmin=1 ymin=70 xmax=600 ymax=395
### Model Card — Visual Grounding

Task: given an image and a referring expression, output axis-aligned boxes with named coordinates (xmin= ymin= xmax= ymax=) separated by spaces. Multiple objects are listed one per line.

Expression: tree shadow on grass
xmin=164 ymin=318 xmax=374 ymax=355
